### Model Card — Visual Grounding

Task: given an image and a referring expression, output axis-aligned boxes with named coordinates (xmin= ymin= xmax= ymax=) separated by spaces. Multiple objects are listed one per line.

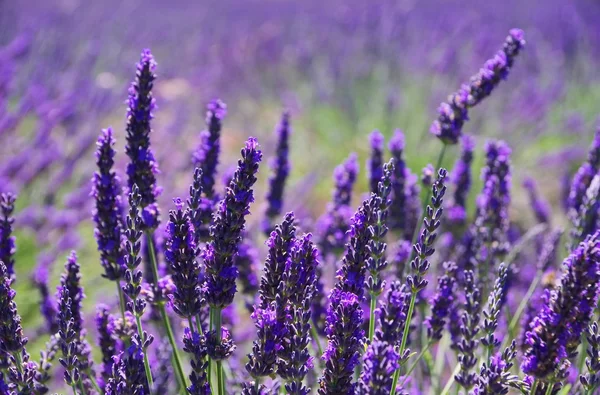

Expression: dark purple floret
xmin=38 ymin=334 xmax=60 ymax=391
xmin=376 ymin=281 xmax=410 ymax=345
xmin=472 ymin=341 xmax=519 ymax=395
xmin=333 ymin=153 xmax=359 ymax=208
xmin=358 ymin=339 xmax=400 ymax=395
xmin=151 ymin=338 xmax=173 ymax=394
xmin=388 ymin=129 xmax=417 ymax=238
xmin=567 ymin=127 xmax=600 ymax=218
xmin=125 ymin=49 xmax=161 ymax=230
xmin=106 ymin=335 xmax=150 ymax=394
xmin=481 ymin=263 xmax=509 ymax=356
xmin=522 ymin=231 xmax=600 ymax=379
xmin=259 ymin=212 xmax=296 ymax=309
xmin=455 ymin=270 xmax=482 ymax=391
xmin=59 ymin=251 xmax=84 ymax=335
xmin=122 ymin=185 xmax=148 ymax=318
xmin=425 ymin=261 xmax=457 ymax=341
xmin=192 ymin=99 xmax=227 ymax=199
xmin=182 ymin=328 xmax=210 ymax=395
xmin=318 ymin=289 xmax=364 ymax=395
xmin=245 ymin=304 xmax=285 ymax=379
xmin=96 ymin=305 xmax=119 ymax=391
xmin=368 ymin=130 xmax=385 ymax=194
xmin=421 ymin=163 xmax=435 ymax=188
xmin=580 ymin=322 xmax=600 ymax=393
xmin=203 ymin=137 xmax=262 ymax=309
xmin=56 ymin=287 xmax=80 ymax=388
xmin=92 ymin=128 xmax=125 ymax=281
xmin=448 ymin=134 xmax=475 ymax=225
xmin=278 ymin=233 xmax=319 ymax=389
xmin=431 ymin=29 xmax=525 ymax=144
xmin=365 ymin=160 xmax=394 ymax=297
xmin=0 ymin=261 xmax=26 ymax=358
xmin=264 ymin=111 xmax=292 ymax=235
xmin=164 ymin=198 xmax=203 ymax=319
xmin=523 ymin=177 xmax=551 ymax=224
xmin=33 ymin=264 xmax=58 ymax=334
xmin=205 ymin=327 xmax=236 ymax=362
xmin=187 ymin=167 xmax=204 ymax=246
xmin=571 ymin=174 xmax=600 ymax=248
xmin=0 ymin=193 xmax=16 ymax=278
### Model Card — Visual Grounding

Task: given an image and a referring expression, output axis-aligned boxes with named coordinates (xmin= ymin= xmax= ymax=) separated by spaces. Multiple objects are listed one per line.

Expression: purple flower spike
xmin=234 ymin=236 xmax=260 ymax=296
xmin=455 ymin=270 xmax=482 ymax=390
xmin=182 ymin=328 xmax=210 ymax=395
xmin=245 ymin=304 xmax=285 ymax=378
xmin=0 ymin=193 xmax=16 ymax=278
xmin=333 ymin=153 xmax=359 ymax=208
xmin=376 ymin=280 xmax=410 ymax=345
xmin=425 ymin=261 xmax=458 ymax=341
xmin=448 ymin=134 xmax=475 ymax=225
xmin=318 ymin=289 xmax=364 ymax=395
xmin=96 ymin=305 xmax=119 ymax=391
xmin=125 ymin=49 xmax=161 ymax=230
xmin=431 ymin=29 xmax=525 ymax=144
xmin=358 ymin=339 xmax=401 ymax=394
xmin=165 ymin=200 xmax=203 ymax=319
xmin=0 ymin=261 xmax=27 ymax=355
xmin=203 ymin=137 xmax=262 ymax=309
xmin=368 ymin=130 xmax=385 ymax=194
xmin=105 ymin=335 xmax=150 ymax=394
xmin=567 ymin=127 xmax=600 ymax=219
xmin=472 ymin=341 xmax=519 ymax=394
xmin=92 ymin=128 xmax=125 ymax=281
xmin=264 ymin=111 xmax=292 ymax=235
xmin=523 ymin=177 xmax=551 ymax=224
xmin=522 ymin=231 xmax=600 ymax=379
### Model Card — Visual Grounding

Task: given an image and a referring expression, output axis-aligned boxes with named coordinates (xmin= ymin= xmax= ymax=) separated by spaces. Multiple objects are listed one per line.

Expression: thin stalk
xmin=208 ymin=308 xmax=214 ymax=391
xmin=188 ymin=317 xmax=196 ymax=335
xmin=368 ymin=292 xmax=377 ymax=342
xmin=399 ymin=342 xmax=432 ymax=387
xmin=145 ymin=232 xmax=188 ymax=390
xmin=195 ymin=314 xmax=203 ymax=334
xmin=78 ymin=380 xmax=86 ymax=395
xmin=116 ymin=281 xmax=126 ymax=323
xmin=217 ymin=361 xmax=225 ymax=395
xmin=503 ymin=271 xmax=542 ymax=350
xmin=159 ymin=303 xmax=188 ymax=390
xmin=530 ymin=379 xmax=538 ymax=394
xmin=545 ymin=382 xmax=554 ymax=395
xmin=254 ymin=378 xmax=261 ymax=392
xmin=211 ymin=306 xmax=224 ymax=395
xmin=439 ymin=363 xmax=461 ymax=395
xmin=390 ymin=289 xmax=417 ymax=395
xmin=310 ymin=325 xmax=323 ymax=356
xmin=134 ymin=315 xmax=154 ymax=390
xmin=85 ymin=370 xmax=102 ymax=394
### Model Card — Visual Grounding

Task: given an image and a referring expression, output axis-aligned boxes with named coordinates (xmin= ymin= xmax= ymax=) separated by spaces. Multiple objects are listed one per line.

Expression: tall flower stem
xmin=146 ymin=232 xmax=187 ymax=390
xmin=368 ymin=293 xmax=377 ymax=342
xmin=116 ymin=282 xmax=126 ymax=324
xmin=211 ymin=306 xmax=224 ymax=395
xmin=399 ymin=341 xmax=432 ymax=386
xmin=134 ymin=314 xmax=154 ymax=389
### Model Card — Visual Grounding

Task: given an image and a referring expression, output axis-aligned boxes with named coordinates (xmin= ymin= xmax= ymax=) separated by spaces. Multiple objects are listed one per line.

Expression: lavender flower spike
xmin=472 ymin=341 xmax=519 ymax=395
xmin=425 ymin=261 xmax=457 ymax=342
xmin=318 ymin=289 xmax=364 ymax=395
xmin=368 ymin=130 xmax=385 ymax=194
xmin=580 ymin=322 xmax=600 ymax=393
xmin=125 ymin=49 xmax=161 ymax=230
xmin=96 ymin=305 xmax=118 ymax=391
xmin=182 ymin=328 xmax=210 ymax=395
xmin=431 ymin=29 xmax=525 ymax=144
xmin=92 ymin=128 xmax=124 ymax=281
xmin=264 ymin=111 xmax=292 ymax=235
xmin=522 ymin=230 xmax=600 ymax=379
xmin=192 ymin=99 xmax=227 ymax=199
xmin=455 ymin=270 xmax=482 ymax=391
xmin=106 ymin=335 xmax=150 ymax=394
xmin=57 ymin=286 xmax=81 ymax=390
xmin=358 ymin=339 xmax=400 ymax=394
xmin=567 ymin=127 xmax=600 ymax=218
xmin=165 ymin=198 xmax=203 ymax=319
xmin=448 ymin=134 xmax=475 ymax=225
xmin=523 ymin=177 xmax=551 ymax=224
xmin=0 ymin=193 xmax=16 ymax=277
xmin=203 ymin=137 xmax=262 ymax=309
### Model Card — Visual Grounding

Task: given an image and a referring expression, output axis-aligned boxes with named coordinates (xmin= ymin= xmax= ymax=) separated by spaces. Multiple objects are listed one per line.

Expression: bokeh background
xmin=1 ymin=0 xmax=599 ymax=367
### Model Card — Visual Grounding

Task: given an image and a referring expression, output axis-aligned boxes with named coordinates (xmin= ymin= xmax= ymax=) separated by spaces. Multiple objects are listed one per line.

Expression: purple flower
xmin=421 ymin=163 xmax=435 ymax=188
xmin=264 ymin=111 xmax=292 ymax=235
xmin=425 ymin=261 xmax=457 ymax=341
xmin=245 ymin=304 xmax=285 ymax=378
xmin=187 ymin=167 xmax=204 ymax=246
xmin=523 ymin=177 xmax=551 ymax=224
xmin=481 ymin=263 xmax=509 ymax=355
xmin=182 ymin=328 xmax=210 ymax=395
xmin=571 ymin=174 xmax=600 ymax=247
xmin=431 ymin=29 xmax=525 ymax=144
xmin=0 ymin=193 xmax=16 ymax=278
xmin=105 ymin=335 xmax=150 ymax=394
xmin=358 ymin=339 xmax=400 ymax=394
xmin=376 ymin=281 xmax=410 ymax=345
xmin=580 ymin=322 xmax=600 ymax=393
xmin=0 ymin=261 xmax=26 ymax=356
xmin=388 ymin=129 xmax=417 ymax=238
xmin=391 ymin=239 xmax=411 ymax=279
xmin=567 ymin=127 xmax=600 ymax=218
xmin=203 ymin=137 xmax=262 ymax=309
xmin=447 ymin=135 xmax=475 ymax=225
xmin=333 ymin=153 xmax=359 ymax=208
xmin=368 ymin=130 xmax=385 ymax=194
xmin=234 ymin=235 xmax=260 ymax=296
xmin=522 ymin=231 xmax=600 ymax=379
xmin=32 ymin=263 xmax=58 ymax=334
xmin=92 ymin=128 xmax=125 ymax=281
xmin=319 ymin=289 xmax=364 ymax=395
xmin=125 ymin=49 xmax=161 ymax=230
xmin=259 ymin=212 xmax=296 ymax=310
xmin=455 ymin=270 xmax=482 ymax=390
xmin=56 ymin=286 xmax=81 ymax=388
xmin=164 ymin=199 xmax=203 ymax=319
xmin=96 ymin=305 xmax=119 ymax=391
xmin=472 ymin=341 xmax=519 ymax=395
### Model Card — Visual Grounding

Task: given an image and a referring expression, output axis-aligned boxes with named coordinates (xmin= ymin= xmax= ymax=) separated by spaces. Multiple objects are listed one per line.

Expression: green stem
xmin=145 ymin=232 xmax=188 ymax=390
xmin=530 ymin=379 xmax=538 ymax=394
xmin=195 ymin=314 xmax=203 ymax=334
xmin=78 ymin=380 xmax=86 ymax=395
xmin=217 ymin=361 xmax=224 ymax=395
xmin=211 ymin=306 xmax=224 ymax=395
xmin=310 ymin=324 xmax=323 ymax=356
xmin=188 ymin=317 xmax=196 ymax=335
xmin=368 ymin=292 xmax=377 ymax=342
xmin=254 ymin=378 xmax=261 ymax=392
xmin=159 ymin=303 xmax=188 ymax=390
xmin=399 ymin=341 xmax=432 ymax=387
xmin=134 ymin=315 xmax=154 ymax=390
xmin=390 ymin=290 xmax=417 ymax=395
xmin=545 ymin=382 xmax=554 ymax=395
xmin=116 ymin=281 xmax=126 ymax=324
xmin=208 ymin=309 xmax=214 ymax=391
xmin=503 ymin=271 xmax=542 ymax=350
xmin=85 ymin=369 xmax=102 ymax=394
